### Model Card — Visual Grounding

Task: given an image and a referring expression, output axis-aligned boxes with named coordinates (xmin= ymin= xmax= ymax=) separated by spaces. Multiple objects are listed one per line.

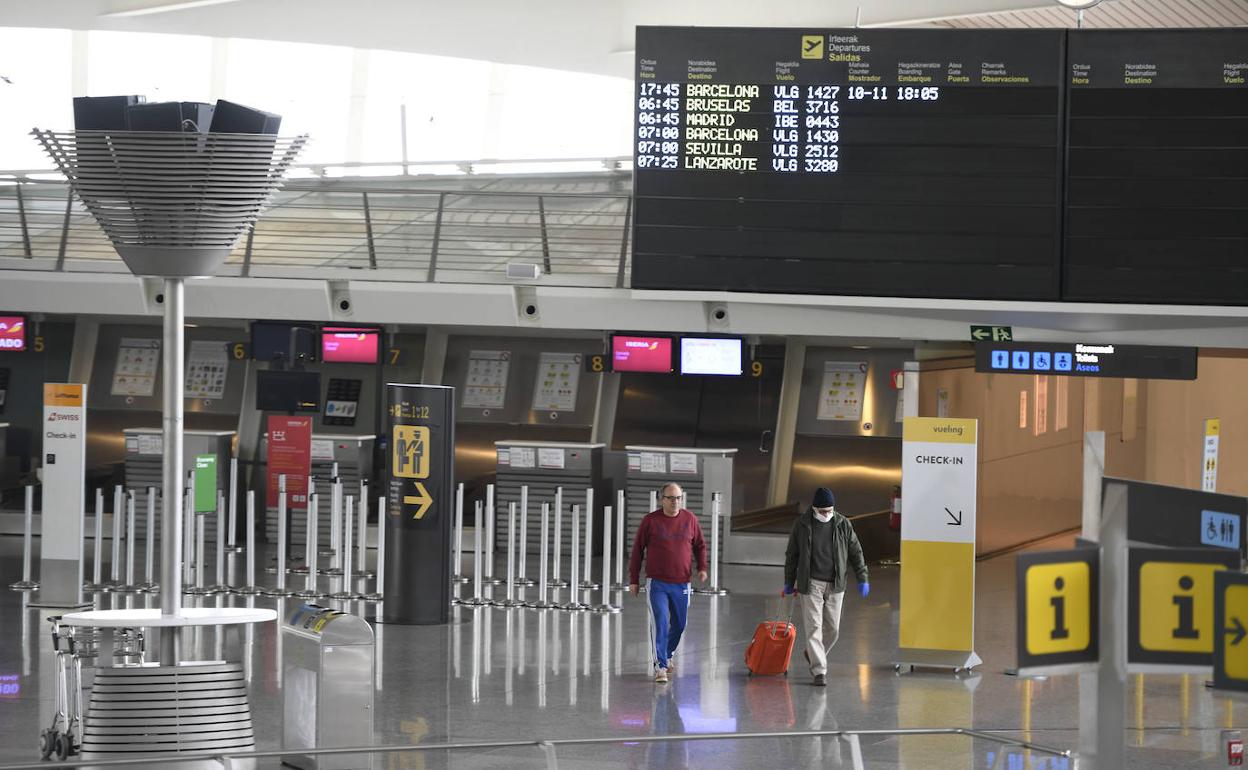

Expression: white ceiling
xmin=5 ymin=0 xmax=1221 ymax=78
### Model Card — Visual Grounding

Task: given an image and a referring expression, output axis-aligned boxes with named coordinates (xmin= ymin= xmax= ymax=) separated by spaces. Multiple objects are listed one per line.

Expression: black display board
xmin=383 ymin=383 xmax=454 ymax=625
xmin=323 ymin=377 xmax=362 ymax=427
xmin=973 ymin=341 xmax=1197 ymax=380
xmin=1065 ymin=30 xmax=1248 ymax=305
xmin=632 ymin=27 xmax=1066 ymax=300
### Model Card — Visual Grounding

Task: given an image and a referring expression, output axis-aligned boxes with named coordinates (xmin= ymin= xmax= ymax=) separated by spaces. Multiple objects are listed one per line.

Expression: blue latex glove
xmin=859 ymin=582 xmax=870 ymax=598
xmin=782 ymin=584 xmax=795 ymax=596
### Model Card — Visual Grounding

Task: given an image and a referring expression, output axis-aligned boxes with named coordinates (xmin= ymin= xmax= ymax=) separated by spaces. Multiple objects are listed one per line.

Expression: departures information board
xmin=1065 ymin=30 xmax=1248 ymax=305
xmin=633 ymin=27 xmax=1066 ymax=300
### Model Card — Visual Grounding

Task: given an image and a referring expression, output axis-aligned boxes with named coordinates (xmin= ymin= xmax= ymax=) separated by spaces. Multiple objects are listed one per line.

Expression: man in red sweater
xmin=629 ymin=482 xmax=708 ymax=683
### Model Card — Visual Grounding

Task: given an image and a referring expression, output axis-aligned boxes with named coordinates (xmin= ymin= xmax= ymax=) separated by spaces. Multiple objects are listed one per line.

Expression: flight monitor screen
xmin=1064 ymin=30 xmax=1248 ymax=305
xmin=0 ymin=316 xmax=26 ymax=352
xmin=255 ymin=369 xmax=322 ymax=412
xmin=680 ymin=337 xmax=743 ymax=376
xmin=321 ymin=327 xmax=380 ymax=364
xmin=974 ymin=341 xmax=1197 ymax=381
xmin=251 ymin=322 xmax=317 ymax=363
xmin=633 ymin=27 xmax=1065 ymax=300
xmin=611 ymin=335 xmax=674 ymax=373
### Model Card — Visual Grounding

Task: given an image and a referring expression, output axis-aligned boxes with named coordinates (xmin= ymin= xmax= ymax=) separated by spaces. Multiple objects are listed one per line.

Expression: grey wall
xmin=796 ymin=346 xmax=909 ymax=438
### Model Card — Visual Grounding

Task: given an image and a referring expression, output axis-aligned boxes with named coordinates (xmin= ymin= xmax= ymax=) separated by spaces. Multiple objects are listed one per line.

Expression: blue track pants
xmin=647 ymin=578 xmax=691 ymax=670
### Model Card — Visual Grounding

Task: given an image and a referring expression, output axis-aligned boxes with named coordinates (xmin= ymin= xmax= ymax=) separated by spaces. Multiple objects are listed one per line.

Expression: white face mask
xmin=813 ymin=507 xmax=834 ymax=523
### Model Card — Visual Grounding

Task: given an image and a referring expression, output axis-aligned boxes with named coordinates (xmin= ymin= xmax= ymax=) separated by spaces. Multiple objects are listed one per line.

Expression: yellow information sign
xmin=1015 ymin=548 xmax=1098 ymax=670
xmin=1214 ymin=572 xmax=1248 ymax=691
xmin=392 ymin=425 xmax=430 ymax=479
xmin=1129 ymin=546 xmax=1239 ymax=667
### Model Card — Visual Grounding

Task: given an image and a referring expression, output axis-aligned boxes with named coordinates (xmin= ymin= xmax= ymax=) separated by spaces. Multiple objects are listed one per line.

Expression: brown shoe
xmin=813 ymin=673 xmax=827 ymax=687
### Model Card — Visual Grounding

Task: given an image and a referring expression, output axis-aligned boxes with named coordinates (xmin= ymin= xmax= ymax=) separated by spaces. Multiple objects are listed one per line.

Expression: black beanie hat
xmin=813 ymin=487 xmax=835 ymax=509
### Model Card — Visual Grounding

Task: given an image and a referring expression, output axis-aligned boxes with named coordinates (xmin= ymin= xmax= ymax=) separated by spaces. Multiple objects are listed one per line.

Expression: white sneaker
xmin=654 ymin=667 xmax=669 ymax=684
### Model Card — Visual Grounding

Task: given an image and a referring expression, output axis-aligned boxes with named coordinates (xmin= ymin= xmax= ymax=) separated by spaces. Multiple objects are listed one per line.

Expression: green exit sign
xmin=971 ymin=325 xmax=1013 ymax=342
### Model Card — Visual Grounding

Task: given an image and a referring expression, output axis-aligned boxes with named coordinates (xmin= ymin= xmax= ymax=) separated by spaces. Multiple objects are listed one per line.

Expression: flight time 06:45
xmin=846 ymin=86 xmax=941 ymax=101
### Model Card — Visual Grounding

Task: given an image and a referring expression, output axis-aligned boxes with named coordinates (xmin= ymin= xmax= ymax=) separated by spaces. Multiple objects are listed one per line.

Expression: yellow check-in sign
xmin=1015 ymin=548 xmax=1098 ymax=671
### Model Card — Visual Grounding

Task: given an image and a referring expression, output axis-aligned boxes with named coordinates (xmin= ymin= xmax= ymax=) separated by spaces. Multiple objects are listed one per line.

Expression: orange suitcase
xmin=745 ymin=598 xmax=797 ymax=676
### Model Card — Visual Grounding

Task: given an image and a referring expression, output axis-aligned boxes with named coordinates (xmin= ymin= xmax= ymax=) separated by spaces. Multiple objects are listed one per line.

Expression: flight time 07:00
xmin=846 ymin=86 xmax=941 ymax=101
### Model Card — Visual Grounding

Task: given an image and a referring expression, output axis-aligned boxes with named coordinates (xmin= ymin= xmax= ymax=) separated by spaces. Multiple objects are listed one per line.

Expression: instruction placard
xmin=462 ymin=350 xmax=510 ymax=409
xmin=185 ymin=340 xmax=229 ymax=399
xmin=111 ymin=338 xmax=160 ymax=397
xmin=816 ymin=361 xmax=868 ymax=421
xmin=532 ymin=352 xmax=581 ymax=412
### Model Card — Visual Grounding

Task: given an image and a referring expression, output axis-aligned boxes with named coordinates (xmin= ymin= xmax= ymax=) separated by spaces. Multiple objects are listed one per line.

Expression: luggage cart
xmin=39 ymin=617 xmax=145 ymax=761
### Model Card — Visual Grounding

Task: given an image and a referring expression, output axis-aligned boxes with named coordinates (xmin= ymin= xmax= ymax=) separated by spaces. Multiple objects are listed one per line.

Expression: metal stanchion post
xmin=551 ymin=487 xmax=567 ymax=588
xmin=518 ymin=486 xmax=533 ymax=587
xmin=695 ymin=492 xmax=729 ymax=595
xmin=580 ymin=488 xmax=598 ymax=590
xmin=85 ymin=489 xmax=105 ymax=591
xmin=236 ymin=490 xmax=262 ymax=594
xmin=464 ymin=500 xmax=489 ymax=606
xmin=364 ymin=495 xmax=385 ymax=602
xmin=327 ymin=479 xmax=343 ymax=575
xmin=495 ymin=502 xmax=523 ymax=608
xmin=485 ymin=484 xmax=502 ymax=585
xmin=357 ymin=482 xmax=372 ymax=579
xmin=613 ymin=489 xmax=627 ymax=590
xmin=649 ymin=490 xmax=658 ymax=512
xmin=139 ymin=488 xmax=157 ymax=592
xmin=452 ymin=482 xmax=467 ymax=583
xmin=210 ymin=491 xmax=228 ymax=592
xmin=332 ymin=496 xmax=357 ymax=600
xmin=10 ymin=486 xmax=38 ymax=590
xmin=561 ymin=505 xmax=586 ymax=610
xmin=265 ymin=479 xmax=295 ymax=597
xmin=532 ymin=503 xmax=555 ymax=609
xmin=593 ymin=505 xmax=620 ymax=613
xmin=187 ymin=510 xmax=210 ymax=595
xmin=226 ymin=457 xmax=242 ymax=553
xmin=182 ymin=484 xmax=194 ymax=590
xmin=107 ymin=485 xmax=124 ymax=589
xmin=296 ymin=492 xmax=323 ymax=599
xmin=121 ymin=491 xmax=137 ymax=591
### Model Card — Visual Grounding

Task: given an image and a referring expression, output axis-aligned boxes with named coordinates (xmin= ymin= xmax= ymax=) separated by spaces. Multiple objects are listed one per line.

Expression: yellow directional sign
xmin=404 ymin=481 xmax=433 ymax=520
xmin=1129 ymin=546 xmax=1240 ymax=667
xmin=1016 ymin=548 xmax=1098 ymax=670
xmin=392 ymin=425 xmax=430 ymax=479
xmin=1214 ymin=572 xmax=1248 ymax=691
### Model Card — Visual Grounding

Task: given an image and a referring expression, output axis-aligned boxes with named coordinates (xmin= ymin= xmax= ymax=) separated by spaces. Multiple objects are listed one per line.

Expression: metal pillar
xmin=159 ymin=277 xmax=184 ymax=666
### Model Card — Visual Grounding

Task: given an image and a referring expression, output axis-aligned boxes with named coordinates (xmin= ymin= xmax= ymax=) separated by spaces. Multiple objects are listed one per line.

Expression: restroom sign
xmin=1128 ymin=546 xmax=1240 ymax=668
xmin=1015 ymin=548 xmax=1099 ymax=671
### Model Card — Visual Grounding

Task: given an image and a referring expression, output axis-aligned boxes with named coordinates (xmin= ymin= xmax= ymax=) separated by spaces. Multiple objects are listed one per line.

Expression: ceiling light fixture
xmin=102 ymin=0 xmax=246 ymax=19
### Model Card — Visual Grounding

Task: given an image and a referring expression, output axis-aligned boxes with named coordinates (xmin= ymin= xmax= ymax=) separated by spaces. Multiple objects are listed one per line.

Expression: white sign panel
xmin=137 ymin=433 xmax=163 ymax=455
xmin=310 ymin=439 xmax=335 ymax=462
xmin=538 ymin=447 xmax=566 ymax=469
xmin=670 ymin=453 xmax=698 ymax=475
xmin=185 ymin=340 xmax=229 ymax=400
xmin=511 ymin=446 xmax=536 ymax=469
xmin=1203 ymin=419 xmax=1220 ymax=493
xmin=532 ymin=352 xmax=581 ymax=412
xmin=42 ymin=384 xmax=86 ymax=562
xmin=639 ymin=451 xmax=667 ymax=475
xmin=901 ymin=417 xmax=978 ymax=545
xmin=816 ymin=361 xmax=868 ymax=421
xmin=462 ymin=350 xmax=510 ymax=409
xmin=111 ymin=338 xmax=160 ymax=397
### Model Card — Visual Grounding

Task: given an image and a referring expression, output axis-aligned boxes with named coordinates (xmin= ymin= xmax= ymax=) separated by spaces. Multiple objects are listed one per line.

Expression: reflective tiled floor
xmin=0 ymin=537 xmax=1244 ymax=768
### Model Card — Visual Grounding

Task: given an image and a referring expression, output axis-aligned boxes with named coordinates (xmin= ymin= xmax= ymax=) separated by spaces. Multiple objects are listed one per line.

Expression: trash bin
xmin=282 ymin=605 xmax=375 ymax=770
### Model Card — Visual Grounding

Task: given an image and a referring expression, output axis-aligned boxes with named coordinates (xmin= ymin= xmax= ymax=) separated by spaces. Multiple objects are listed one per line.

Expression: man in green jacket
xmin=783 ymin=487 xmax=870 ymax=686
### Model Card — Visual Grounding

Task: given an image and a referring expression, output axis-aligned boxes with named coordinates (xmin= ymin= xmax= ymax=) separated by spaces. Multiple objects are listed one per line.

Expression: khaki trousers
xmin=800 ymin=578 xmax=844 ymax=676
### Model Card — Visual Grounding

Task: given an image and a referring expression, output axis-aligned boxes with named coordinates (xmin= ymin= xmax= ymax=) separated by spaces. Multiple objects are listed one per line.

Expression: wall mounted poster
xmin=816 ymin=361 xmax=868 ymax=421
xmin=462 ymin=350 xmax=510 ymax=409
xmin=185 ymin=340 xmax=229 ymax=399
xmin=532 ymin=352 xmax=581 ymax=412
xmin=111 ymin=338 xmax=160 ymax=397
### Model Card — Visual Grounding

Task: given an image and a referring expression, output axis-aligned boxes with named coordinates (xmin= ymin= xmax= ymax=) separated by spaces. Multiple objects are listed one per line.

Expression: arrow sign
xmin=1228 ymin=617 xmax=1247 ymax=646
xmin=970 ymin=325 xmax=1012 ymax=342
xmin=945 ymin=507 xmax=963 ymax=526
xmin=404 ymin=481 xmax=432 ymax=519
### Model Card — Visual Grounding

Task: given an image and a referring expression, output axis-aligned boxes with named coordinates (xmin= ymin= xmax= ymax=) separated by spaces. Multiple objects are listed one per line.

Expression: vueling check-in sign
xmin=1016 ymin=549 xmax=1098 ymax=670
xmin=392 ymin=425 xmax=432 ymax=519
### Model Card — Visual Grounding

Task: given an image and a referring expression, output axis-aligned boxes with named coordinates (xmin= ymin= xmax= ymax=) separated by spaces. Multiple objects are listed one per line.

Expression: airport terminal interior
xmin=2 ymin=0 xmax=1248 ymax=767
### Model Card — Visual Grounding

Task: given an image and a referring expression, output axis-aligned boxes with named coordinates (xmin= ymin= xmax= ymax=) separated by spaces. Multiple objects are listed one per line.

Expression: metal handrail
xmin=0 ymin=726 xmax=1072 ymax=769
xmin=0 ymin=173 xmax=633 ymax=285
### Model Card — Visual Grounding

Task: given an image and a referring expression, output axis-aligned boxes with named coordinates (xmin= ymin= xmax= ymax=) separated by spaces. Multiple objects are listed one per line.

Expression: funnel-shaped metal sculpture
xmin=35 ymin=129 xmax=306 ymax=667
